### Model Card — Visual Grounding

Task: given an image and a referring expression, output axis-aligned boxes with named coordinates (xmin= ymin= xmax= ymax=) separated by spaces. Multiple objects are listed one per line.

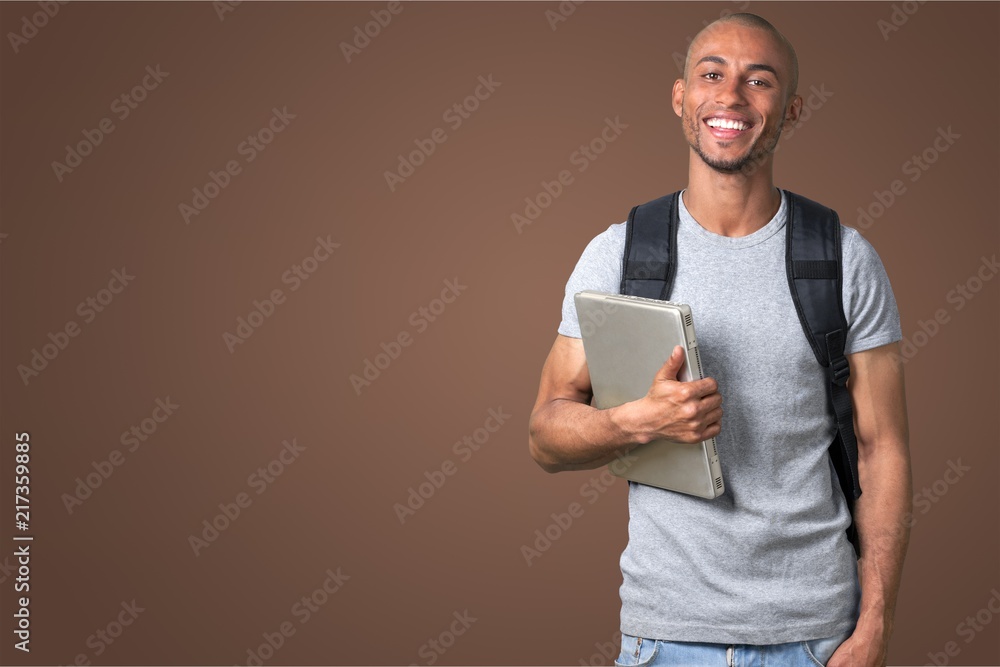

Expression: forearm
xmin=853 ymin=437 xmax=913 ymax=632
xmin=528 ymin=398 xmax=646 ymax=473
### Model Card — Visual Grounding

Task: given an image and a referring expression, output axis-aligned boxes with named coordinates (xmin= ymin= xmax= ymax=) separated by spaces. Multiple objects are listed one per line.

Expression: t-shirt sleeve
xmin=841 ymin=226 xmax=902 ymax=354
xmin=557 ymin=223 xmax=626 ymax=338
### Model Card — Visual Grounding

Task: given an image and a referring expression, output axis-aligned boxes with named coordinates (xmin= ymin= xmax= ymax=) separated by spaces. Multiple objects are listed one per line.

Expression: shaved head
xmin=684 ymin=13 xmax=798 ymax=99
xmin=671 ymin=13 xmax=805 ymax=175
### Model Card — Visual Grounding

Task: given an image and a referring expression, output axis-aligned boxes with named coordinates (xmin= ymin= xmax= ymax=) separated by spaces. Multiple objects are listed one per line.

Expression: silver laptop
xmin=575 ymin=290 xmax=724 ymax=499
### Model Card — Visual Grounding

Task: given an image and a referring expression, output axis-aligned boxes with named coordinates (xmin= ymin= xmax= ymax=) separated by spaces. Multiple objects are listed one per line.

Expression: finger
xmin=701 ymin=407 xmax=723 ymax=425
xmin=653 ymin=345 xmax=686 ymax=382
xmin=687 ymin=376 xmax=720 ymax=399
xmin=699 ymin=393 xmax=723 ymax=412
xmin=700 ymin=422 xmax=722 ymax=440
xmin=684 ymin=423 xmax=719 ymax=443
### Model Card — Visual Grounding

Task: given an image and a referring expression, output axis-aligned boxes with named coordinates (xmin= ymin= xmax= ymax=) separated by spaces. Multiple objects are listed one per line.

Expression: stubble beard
xmin=682 ymin=106 xmax=783 ymax=175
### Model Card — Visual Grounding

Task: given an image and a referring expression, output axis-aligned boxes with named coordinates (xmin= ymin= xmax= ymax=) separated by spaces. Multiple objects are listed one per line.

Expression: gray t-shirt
xmin=558 ymin=189 xmax=901 ymax=644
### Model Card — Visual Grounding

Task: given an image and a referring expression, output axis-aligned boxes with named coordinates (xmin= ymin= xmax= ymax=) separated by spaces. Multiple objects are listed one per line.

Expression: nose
xmin=715 ymin=77 xmax=747 ymax=108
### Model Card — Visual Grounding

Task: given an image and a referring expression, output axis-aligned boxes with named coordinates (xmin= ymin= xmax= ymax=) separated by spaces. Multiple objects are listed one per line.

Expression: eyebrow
xmin=695 ymin=55 xmax=779 ymax=78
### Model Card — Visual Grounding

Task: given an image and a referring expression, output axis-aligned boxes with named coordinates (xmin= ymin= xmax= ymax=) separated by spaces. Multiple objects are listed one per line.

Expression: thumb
xmin=654 ymin=345 xmax=686 ymax=382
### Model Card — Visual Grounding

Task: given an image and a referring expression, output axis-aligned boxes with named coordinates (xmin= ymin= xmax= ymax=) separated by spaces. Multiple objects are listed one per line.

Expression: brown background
xmin=1 ymin=1 xmax=998 ymax=665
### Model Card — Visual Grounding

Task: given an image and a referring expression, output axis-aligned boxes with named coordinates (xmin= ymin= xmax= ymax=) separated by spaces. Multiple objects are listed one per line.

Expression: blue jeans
xmin=614 ymin=627 xmax=855 ymax=666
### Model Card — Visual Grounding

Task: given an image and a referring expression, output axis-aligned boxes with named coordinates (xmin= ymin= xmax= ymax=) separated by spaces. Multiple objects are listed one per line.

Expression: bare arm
xmin=829 ymin=341 xmax=912 ymax=667
xmin=527 ymin=334 xmax=722 ymax=473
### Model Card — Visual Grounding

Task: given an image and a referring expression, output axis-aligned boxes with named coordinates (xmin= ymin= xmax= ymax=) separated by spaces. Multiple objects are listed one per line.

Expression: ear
xmin=782 ymin=93 xmax=803 ymax=130
xmin=671 ymin=78 xmax=685 ymax=118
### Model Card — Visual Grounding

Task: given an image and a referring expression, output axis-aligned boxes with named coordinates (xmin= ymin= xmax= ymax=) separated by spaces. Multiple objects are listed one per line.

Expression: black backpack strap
xmin=620 ymin=192 xmax=680 ymax=299
xmin=784 ymin=190 xmax=862 ymax=558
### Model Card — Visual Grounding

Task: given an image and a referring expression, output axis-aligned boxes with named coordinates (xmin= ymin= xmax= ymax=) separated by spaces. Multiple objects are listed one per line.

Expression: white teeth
xmin=706 ymin=117 xmax=749 ymax=131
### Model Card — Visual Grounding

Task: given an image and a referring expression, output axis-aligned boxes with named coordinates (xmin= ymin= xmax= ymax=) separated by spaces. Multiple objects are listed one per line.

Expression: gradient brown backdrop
xmin=1 ymin=1 xmax=998 ymax=665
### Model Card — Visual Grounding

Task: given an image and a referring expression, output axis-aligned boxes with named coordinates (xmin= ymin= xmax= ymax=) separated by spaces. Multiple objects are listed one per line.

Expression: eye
xmin=703 ymin=72 xmax=722 ymax=81
xmin=748 ymin=79 xmax=768 ymax=87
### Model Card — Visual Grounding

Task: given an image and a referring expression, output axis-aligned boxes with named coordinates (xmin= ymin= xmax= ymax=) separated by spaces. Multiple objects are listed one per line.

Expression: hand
xmin=827 ymin=618 xmax=890 ymax=667
xmin=633 ymin=345 xmax=722 ymax=444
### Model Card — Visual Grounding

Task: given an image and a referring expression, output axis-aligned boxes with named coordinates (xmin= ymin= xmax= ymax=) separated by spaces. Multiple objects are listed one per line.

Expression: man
xmin=527 ymin=13 xmax=911 ymax=667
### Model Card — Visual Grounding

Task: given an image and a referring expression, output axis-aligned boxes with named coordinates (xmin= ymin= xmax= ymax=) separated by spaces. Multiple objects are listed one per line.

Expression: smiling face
xmin=672 ymin=21 xmax=801 ymax=175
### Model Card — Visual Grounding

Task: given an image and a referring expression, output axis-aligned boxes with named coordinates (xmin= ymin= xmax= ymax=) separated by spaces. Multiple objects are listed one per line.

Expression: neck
xmin=683 ymin=152 xmax=782 ymax=237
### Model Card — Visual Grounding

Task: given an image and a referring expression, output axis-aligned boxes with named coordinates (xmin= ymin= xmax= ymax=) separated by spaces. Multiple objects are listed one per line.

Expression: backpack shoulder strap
xmin=620 ymin=192 xmax=680 ymax=299
xmin=784 ymin=189 xmax=863 ymax=558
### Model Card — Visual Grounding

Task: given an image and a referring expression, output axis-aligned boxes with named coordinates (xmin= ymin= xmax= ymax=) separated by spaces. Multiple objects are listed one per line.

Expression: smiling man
xmin=528 ymin=13 xmax=912 ymax=667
